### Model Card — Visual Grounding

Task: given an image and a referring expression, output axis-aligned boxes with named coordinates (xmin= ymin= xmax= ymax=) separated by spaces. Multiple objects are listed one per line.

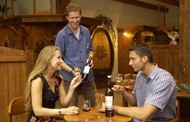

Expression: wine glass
xmin=123 ymin=73 xmax=131 ymax=86
xmin=115 ymin=73 xmax=123 ymax=85
xmin=74 ymin=65 xmax=81 ymax=76
xmin=95 ymin=93 xmax=104 ymax=119
xmin=82 ymin=99 xmax=91 ymax=112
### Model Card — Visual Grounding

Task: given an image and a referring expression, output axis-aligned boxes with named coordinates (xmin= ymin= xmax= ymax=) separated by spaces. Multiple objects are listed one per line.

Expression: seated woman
xmin=24 ymin=46 xmax=82 ymax=122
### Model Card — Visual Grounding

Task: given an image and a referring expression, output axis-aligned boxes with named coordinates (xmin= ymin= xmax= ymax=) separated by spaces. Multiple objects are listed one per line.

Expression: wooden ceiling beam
xmin=112 ymin=0 xmax=168 ymax=13
xmin=156 ymin=0 xmax=179 ymax=7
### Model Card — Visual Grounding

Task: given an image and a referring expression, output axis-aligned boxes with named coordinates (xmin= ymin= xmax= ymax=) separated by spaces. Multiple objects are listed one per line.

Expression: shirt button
xmin=80 ymin=51 xmax=82 ymax=53
xmin=81 ymin=61 xmax=83 ymax=63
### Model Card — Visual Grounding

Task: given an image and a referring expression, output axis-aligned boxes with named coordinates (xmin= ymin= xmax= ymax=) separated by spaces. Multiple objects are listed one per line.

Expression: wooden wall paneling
xmin=0 ymin=47 xmax=34 ymax=122
xmin=151 ymin=45 xmax=179 ymax=80
xmin=19 ymin=25 xmax=30 ymax=50
xmin=25 ymin=50 xmax=35 ymax=76
xmin=179 ymin=1 xmax=190 ymax=120
xmin=118 ymin=26 xmax=179 ymax=80
xmin=0 ymin=15 xmax=102 ymax=52
xmin=56 ymin=0 xmax=71 ymax=14
xmin=180 ymin=0 xmax=190 ymax=84
xmin=0 ymin=62 xmax=9 ymax=121
xmin=0 ymin=27 xmax=17 ymax=48
xmin=26 ymin=23 xmax=63 ymax=61
xmin=118 ymin=26 xmax=155 ymax=74
xmin=0 ymin=25 xmax=28 ymax=50
xmin=118 ymin=31 xmax=133 ymax=74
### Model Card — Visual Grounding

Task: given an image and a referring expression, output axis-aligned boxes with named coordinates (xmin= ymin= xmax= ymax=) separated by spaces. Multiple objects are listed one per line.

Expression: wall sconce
xmin=123 ymin=32 xmax=132 ymax=38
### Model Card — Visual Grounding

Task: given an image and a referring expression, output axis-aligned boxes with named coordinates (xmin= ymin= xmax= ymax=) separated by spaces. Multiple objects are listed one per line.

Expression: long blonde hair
xmin=24 ymin=46 xmax=60 ymax=111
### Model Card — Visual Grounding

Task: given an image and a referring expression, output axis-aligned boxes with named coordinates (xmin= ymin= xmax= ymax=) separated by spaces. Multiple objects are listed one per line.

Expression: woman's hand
xmin=69 ymin=75 xmax=82 ymax=90
xmin=63 ymin=106 xmax=80 ymax=115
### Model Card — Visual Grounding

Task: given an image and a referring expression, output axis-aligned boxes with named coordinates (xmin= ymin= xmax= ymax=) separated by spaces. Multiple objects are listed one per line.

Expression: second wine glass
xmin=74 ymin=65 xmax=81 ymax=76
xmin=82 ymin=99 xmax=91 ymax=112
xmin=115 ymin=73 xmax=123 ymax=85
xmin=95 ymin=93 xmax=104 ymax=119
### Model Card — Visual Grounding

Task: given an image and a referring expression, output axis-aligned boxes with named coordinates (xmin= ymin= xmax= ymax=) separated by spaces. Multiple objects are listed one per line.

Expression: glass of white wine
xmin=123 ymin=73 xmax=131 ymax=86
xmin=115 ymin=73 xmax=123 ymax=85
xmin=74 ymin=65 xmax=81 ymax=76
xmin=95 ymin=93 xmax=104 ymax=119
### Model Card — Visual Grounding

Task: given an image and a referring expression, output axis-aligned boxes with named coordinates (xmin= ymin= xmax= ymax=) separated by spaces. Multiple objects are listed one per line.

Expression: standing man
xmin=110 ymin=44 xmax=176 ymax=121
xmin=55 ymin=3 xmax=97 ymax=107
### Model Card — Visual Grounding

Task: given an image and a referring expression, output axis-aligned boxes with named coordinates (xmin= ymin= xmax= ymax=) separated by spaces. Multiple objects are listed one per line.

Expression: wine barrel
xmin=92 ymin=27 xmax=114 ymax=87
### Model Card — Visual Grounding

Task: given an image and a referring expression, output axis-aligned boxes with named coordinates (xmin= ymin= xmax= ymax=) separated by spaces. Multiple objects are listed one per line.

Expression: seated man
xmin=111 ymin=44 xmax=176 ymax=121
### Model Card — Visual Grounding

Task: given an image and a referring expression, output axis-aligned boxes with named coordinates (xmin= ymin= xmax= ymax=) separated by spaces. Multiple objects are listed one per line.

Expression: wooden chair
xmin=168 ymin=100 xmax=180 ymax=122
xmin=7 ymin=96 xmax=26 ymax=122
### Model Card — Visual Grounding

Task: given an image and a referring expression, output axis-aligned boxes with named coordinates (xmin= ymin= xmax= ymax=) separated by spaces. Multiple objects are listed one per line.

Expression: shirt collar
xmin=66 ymin=24 xmax=84 ymax=35
xmin=140 ymin=64 xmax=159 ymax=83
xmin=149 ymin=64 xmax=159 ymax=80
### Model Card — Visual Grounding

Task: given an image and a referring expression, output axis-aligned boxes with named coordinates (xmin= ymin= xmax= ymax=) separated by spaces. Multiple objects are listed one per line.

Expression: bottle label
xmin=83 ymin=66 xmax=90 ymax=74
xmin=105 ymin=96 xmax=113 ymax=110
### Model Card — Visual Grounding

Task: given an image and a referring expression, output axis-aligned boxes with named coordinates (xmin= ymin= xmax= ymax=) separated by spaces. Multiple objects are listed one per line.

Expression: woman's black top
xmin=27 ymin=74 xmax=62 ymax=122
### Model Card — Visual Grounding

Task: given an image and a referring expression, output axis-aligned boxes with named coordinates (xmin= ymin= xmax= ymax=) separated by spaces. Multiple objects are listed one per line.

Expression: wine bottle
xmin=105 ymin=75 xmax=114 ymax=117
xmin=82 ymin=56 xmax=92 ymax=81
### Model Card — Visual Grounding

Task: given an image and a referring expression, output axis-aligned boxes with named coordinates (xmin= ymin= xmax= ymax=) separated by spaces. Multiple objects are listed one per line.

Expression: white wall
xmin=71 ymin=0 xmax=179 ymax=28
xmin=71 ymin=0 xmax=179 ymax=79
xmin=14 ymin=0 xmax=179 ymax=28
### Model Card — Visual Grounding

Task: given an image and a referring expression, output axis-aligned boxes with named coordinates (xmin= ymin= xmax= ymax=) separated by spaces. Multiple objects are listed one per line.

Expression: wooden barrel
xmin=92 ymin=27 xmax=114 ymax=87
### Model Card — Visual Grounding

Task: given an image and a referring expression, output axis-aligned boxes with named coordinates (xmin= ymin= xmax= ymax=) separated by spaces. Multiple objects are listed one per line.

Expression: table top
xmin=56 ymin=108 xmax=132 ymax=122
xmin=177 ymin=90 xmax=190 ymax=99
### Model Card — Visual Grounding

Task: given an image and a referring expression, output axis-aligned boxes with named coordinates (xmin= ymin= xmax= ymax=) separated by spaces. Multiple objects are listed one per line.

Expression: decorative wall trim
xmin=95 ymin=14 xmax=116 ymax=47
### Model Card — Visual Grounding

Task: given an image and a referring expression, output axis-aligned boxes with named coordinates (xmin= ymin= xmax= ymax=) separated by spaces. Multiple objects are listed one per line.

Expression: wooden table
xmin=56 ymin=108 xmax=132 ymax=122
xmin=177 ymin=90 xmax=190 ymax=99
xmin=176 ymin=89 xmax=190 ymax=121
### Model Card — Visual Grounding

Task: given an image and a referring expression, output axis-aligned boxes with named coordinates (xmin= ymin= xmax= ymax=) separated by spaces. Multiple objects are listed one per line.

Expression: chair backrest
xmin=168 ymin=100 xmax=180 ymax=122
xmin=7 ymin=96 xmax=26 ymax=122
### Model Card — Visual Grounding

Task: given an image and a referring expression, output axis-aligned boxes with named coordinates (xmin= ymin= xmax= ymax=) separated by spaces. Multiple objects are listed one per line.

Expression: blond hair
xmin=24 ymin=46 xmax=60 ymax=112
xmin=65 ymin=3 xmax=82 ymax=16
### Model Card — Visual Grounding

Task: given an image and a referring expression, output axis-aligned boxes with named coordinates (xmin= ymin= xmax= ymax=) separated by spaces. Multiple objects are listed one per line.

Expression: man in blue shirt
xmin=111 ymin=44 xmax=176 ymax=121
xmin=55 ymin=3 xmax=97 ymax=107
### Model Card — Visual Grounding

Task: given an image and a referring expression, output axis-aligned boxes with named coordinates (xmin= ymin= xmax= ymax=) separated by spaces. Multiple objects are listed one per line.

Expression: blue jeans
xmin=64 ymin=80 xmax=97 ymax=107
